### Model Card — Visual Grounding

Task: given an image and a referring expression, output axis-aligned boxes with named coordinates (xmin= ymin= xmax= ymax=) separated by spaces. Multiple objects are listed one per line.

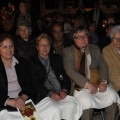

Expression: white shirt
xmin=5 ymin=56 xmax=21 ymax=98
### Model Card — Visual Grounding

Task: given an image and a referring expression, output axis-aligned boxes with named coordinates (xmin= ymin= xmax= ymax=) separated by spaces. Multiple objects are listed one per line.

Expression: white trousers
xmin=74 ymin=85 xmax=120 ymax=110
xmin=0 ymin=96 xmax=81 ymax=120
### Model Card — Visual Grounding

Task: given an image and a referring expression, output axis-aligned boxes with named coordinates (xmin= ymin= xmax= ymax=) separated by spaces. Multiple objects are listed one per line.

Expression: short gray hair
xmin=109 ymin=25 xmax=120 ymax=39
xmin=73 ymin=25 xmax=89 ymax=39
xmin=16 ymin=22 xmax=32 ymax=36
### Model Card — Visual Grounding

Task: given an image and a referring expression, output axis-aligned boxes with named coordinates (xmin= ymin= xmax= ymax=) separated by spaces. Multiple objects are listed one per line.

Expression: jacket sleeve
xmin=63 ymin=47 xmax=88 ymax=88
xmin=57 ymin=56 xmax=71 ymax=93
xmin=102 ymin=47 xmax=120 ymax=90
xmin=0 ymin=74 xmax=8 ymax=109
xmin=29 ymin=62 xmax=51 ymax=102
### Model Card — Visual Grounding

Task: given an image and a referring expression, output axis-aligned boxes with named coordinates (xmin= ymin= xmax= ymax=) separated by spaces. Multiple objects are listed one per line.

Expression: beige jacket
xmin=103 ymin=43 xmax=120 ymax=91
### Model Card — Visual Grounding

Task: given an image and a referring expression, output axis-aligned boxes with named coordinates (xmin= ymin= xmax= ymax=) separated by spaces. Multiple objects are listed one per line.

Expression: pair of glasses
xmin=74 ymin=35 xmax=88 ymax=40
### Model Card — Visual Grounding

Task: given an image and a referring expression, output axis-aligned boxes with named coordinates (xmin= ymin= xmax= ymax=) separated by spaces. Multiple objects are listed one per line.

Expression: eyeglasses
xmin=38 ymin=44 xmax=50 ymax=47
xmin=74 ymin=35 xmax=88 ymax=40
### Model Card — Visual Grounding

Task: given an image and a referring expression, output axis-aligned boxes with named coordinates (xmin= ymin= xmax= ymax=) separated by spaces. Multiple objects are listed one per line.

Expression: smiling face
xmin=0 ymin=38 xmax=14 ymax=61
xmin=36 ymin=38 xmax=51 ymax=59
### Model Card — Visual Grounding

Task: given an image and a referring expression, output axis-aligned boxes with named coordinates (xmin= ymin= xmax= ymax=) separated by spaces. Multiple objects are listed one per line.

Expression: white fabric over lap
xmin=74 ymin=85 xmax=120 ymax=110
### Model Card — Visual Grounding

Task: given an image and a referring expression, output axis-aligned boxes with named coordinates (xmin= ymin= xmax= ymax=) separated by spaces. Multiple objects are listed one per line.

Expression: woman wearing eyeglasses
xmin=29 ymin=33 xmax=81 ymax=120
xmin=0 ymin=33 xmax=34 ymax=119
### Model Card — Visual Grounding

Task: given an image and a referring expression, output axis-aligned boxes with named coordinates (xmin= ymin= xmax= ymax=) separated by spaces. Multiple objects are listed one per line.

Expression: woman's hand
xmin=14 ymin=97 xmax=25 ymax=109
xmin=14 ymin=94 xmax=28 ymax=109
xmin=6 ymin=98 xmax=16 ymax=108
xmin=51 ymin=93 xmax=61 ymax=101
xmin=98 ymin=81 xmax=107 ymax=92
xmin=84 ymin=81 xmax=97 ymax=94
xmin=59 ymin=90 xmax=67 ymax=99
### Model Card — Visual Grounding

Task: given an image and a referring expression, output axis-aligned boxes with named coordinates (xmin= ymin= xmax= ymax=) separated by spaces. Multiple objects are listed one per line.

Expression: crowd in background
xmin=0 ymin=0 xmax=120 ymax=120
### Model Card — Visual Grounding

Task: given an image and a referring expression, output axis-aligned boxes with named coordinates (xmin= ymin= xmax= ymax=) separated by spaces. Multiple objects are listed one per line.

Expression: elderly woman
xmin=102 ymin=25 xmax=120 ymax=95
xmin=0 ymin=33 xmax=33 ymax=119
xmin=29 ymin=33 xmax=81 ymax=120
xmin=15 ymin=22 xmax=37 ymax=60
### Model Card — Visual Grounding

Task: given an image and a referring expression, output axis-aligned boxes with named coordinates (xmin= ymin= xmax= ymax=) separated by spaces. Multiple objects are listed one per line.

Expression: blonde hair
xmin=36 ymin=33 xmax=52 ymax=46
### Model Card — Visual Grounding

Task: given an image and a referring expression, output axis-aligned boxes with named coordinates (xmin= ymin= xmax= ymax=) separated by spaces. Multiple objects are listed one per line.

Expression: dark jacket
xmin=0 ymin=57 xmax=33 ymax=110
xmin=30 ymin=54 xmax=71 ymax=103
xmin=14 ymin=36 xmax=37 ymax=60
xmin=88 ymin=9 xmax=105 ymax=32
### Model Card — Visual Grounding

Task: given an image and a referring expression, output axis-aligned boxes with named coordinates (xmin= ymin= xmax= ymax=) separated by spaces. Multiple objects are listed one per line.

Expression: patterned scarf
xmin=38 ymin=55 xmax=61 ymax=93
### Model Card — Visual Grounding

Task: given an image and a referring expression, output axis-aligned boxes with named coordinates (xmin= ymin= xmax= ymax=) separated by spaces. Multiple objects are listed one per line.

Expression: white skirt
xmin=74 ymin=85 xmax=120 ymax=110
xmin=0 ymin=96 xmax=81 ymax=120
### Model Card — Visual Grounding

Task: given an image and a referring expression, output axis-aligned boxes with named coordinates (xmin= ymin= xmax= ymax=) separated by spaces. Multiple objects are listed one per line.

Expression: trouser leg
xmin=81 ymin=108 xmax=94 ymax=120
xmin=105 ymin=103 xmax=117 ymax=120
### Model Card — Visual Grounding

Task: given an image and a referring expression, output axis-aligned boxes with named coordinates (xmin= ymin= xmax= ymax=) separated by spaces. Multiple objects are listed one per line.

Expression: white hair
xmin=109 ymin=25 xmax=120 ymax=39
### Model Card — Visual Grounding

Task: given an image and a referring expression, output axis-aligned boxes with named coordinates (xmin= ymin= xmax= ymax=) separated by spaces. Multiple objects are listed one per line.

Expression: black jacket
xmin=0 ymin=57 xmax=33 ymax=110
xmin=30 ymin=54 xmax=71 ymax=103
xmin=14 ymin=36 xmax=37 ymax=60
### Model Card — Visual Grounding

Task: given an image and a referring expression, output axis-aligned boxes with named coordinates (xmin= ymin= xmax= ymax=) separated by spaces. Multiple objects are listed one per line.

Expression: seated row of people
xmin=63 ymin=25 xmax=120 ymax=120
xmin=0 ymin=32 xmax=80 ymax=120
xmin=0 ymin=25 xmax=120 ymax=120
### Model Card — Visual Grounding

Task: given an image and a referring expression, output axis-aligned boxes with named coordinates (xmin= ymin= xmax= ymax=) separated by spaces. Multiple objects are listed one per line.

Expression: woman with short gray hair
xmin=109 ymin=25 xmax=120 ymax=39
xmin=15 ymin=22 xmax=37 ymax=60
xmin=103 ymin=25 xmax=120 ymax=96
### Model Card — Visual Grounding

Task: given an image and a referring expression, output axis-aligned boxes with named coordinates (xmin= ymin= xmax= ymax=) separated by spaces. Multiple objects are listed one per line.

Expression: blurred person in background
xmin=15 ymin=22 xmax=37 ymax=60
xmin=98 ymin=23 xmax=115 ymax=51
xmin=88 ymin=1 xmax=105 ymax=33
xmin=88 ymin=20 xmax=99 ymax=45
xmin=51 ymin=22 xmax=73 ymax=57
xmin=11 ymin=0 xmax=39 ymax=37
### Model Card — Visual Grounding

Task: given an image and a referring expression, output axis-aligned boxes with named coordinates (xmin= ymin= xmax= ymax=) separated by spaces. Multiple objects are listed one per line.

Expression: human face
xmin=107 ymin=18 xmax=115 ymax=24
xmin=36 ymin=38 xmax=51 ymax=59
xmin=52 ymin=25 xmax=64 ymax=42
xmin=106 ymin=26 xmax=114 ymax=37
xmin=19 ymin=3 xmax=26 ymax=14
xmin=0 ymin=38 xmax=14 ymax=61
xmin=19 ymin=26 xmax=29 ymax=40
xmin=74 ymin=20 xmax=81 ymax=28
xmin=89 ymin=24 xmax=96 ymax=32
xmin=74 ymin=30 xmax=89 ymax=50
xmin=112 ymin=32 xmax=120 ymax=50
